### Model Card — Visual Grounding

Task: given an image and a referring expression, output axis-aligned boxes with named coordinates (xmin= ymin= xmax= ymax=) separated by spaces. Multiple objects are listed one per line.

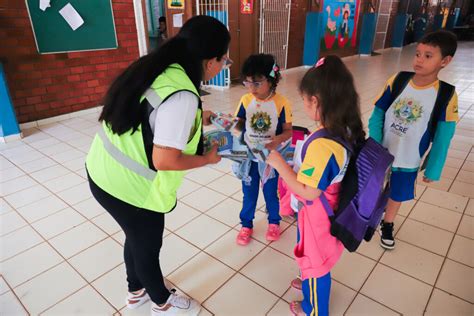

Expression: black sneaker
xmin=380 ymin=221 xmax=395 ymax=250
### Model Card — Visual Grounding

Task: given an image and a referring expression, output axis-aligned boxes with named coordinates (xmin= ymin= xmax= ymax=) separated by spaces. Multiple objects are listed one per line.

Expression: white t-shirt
xmin=149 ymin=91 xmax=199 ymax=150
xmin=382 ymin=82 xmax=437 ymax=169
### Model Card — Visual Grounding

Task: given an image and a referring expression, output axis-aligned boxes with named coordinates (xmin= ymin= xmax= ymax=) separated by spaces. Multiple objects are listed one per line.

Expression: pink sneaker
xmin=266 ymin=224 xmax=280 ymax=241
xmin=236 ymin=227 xmax=253 ymax=245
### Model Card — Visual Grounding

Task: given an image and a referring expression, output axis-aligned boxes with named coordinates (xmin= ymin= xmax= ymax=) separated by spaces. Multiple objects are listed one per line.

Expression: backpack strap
xmin=301 ymin=129 xmax=353 ymax=161
xmin=420 ymin=80 xmax=455 ymax=171
xmin=428 ymin=81 xmax=455 ymax=139
xmin=300 ymin=129 xmax=352 ymax=218
xmin=390 ymin=71 xmax=414 ymax=104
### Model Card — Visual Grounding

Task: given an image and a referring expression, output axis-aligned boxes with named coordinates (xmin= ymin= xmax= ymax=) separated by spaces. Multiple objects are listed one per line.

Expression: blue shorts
xmin=389 ymin=170 xmax=418 ymax=202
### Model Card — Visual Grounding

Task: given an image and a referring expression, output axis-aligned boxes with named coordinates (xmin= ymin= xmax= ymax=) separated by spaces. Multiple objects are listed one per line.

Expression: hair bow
xmin=315 ymin=57 xmax=325 ymax=68
xmin=269 ymin=63 xmax=279 ymax=78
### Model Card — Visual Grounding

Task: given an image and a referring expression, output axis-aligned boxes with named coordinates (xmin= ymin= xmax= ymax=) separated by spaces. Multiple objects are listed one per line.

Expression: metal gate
xmin=196 ymin=0 xmax=230 ymax=89
xmin=259 ymin=0 xmax=291 ymax=69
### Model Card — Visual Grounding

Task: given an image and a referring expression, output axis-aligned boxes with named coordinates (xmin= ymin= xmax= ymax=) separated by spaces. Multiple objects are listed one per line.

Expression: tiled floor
xmin=1 ymin=43 xmax=473 ymax=315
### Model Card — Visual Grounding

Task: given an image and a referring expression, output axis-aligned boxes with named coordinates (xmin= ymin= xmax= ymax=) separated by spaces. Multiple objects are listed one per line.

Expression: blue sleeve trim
xmin=317 ymin=154 xmax=340 ymax=191
xmin=236 ymin=104 xmax=246 ymax=120
xmin=424 ymin=121 xmax=456 ymax=181
xmin=375 ymin=86 xmax=393 ymax=111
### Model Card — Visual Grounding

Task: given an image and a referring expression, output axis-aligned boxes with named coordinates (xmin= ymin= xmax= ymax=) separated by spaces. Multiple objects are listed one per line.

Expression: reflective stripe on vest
xmin=97 ymin=128 xmax=156 ymax=181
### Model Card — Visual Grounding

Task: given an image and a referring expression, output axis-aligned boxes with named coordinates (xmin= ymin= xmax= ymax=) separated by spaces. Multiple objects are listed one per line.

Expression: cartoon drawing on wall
xmin=168 ymin=0 xmax=184 ymax=9
xmin=241 ymin=0 xmax=254 ymax=14
xmin=321 ymin=0 xmax=360 ymax=51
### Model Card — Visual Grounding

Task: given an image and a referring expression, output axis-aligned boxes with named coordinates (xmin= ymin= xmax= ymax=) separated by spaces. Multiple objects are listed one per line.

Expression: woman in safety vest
xmin=86 ymin=16 xmax=230 ymax=316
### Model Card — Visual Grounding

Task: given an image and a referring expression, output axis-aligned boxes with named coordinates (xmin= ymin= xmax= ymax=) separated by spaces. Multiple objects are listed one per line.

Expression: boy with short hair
xmin=368 ymin=30 xmax=459 ymax=250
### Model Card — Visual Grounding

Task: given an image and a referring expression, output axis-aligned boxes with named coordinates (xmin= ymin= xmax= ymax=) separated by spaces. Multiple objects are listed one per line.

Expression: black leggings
xmin=88 ymin=176 xmax=171 ymax=304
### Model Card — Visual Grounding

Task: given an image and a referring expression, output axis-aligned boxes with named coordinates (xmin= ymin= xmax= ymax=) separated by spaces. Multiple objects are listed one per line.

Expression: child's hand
xmin=265 ymin=140 xmax=279 ymax=151
xmin=202 ymin=111 xmax=217 ymax=126
xmin=422 ymin=176 xmax=434 ymax=183
xmin=266 ymin=150 xmax=286 ymax=170
xmin=205 ymin=145 xmax=222 ymax=164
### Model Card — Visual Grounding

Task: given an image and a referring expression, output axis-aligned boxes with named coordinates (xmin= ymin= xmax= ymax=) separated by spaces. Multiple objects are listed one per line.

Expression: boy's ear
xmin=441 ymin=55 xmax=453 ymax=68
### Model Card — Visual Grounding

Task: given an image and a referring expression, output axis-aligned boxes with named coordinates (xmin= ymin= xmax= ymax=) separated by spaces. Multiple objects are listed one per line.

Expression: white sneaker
xmin=126 ymin=288 xmax=150 ymax=309
xmin=151 ymin=289 xmax=201 ymax=315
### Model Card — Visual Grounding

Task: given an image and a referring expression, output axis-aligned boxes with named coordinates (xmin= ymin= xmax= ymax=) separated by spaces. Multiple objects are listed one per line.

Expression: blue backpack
xmin=301 ymin=129 xmax=394 ymax=252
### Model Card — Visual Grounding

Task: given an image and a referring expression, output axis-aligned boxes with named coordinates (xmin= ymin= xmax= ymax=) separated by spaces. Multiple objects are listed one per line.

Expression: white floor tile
xmin=29 ymin=164 xmax=70 ymax=183
xmin=205 ymin=229 xmax=265 ymax=270
xmin=69 ymin=238 xmax=123 ymax=282
xmin=14 ymin=262 xmax=86 ymax=315
xmin=241 ymin=247 xmax=298 ymax=296
xmin=92 ymin=263 xmax=127 ymax=310
xmin=1 ymin=225 xmax=43 ymax=262
xmin=4 ymin=184 xmax=51 ymax=209
xmin=0 ymin=291 xmax=28 ymax=315
xmin=180 ymin=187 xmax=227 ymax=212
xmin=16 ymin=195 xmax=68 ymax=223
xmin=1 ymin=243 xmax=63 ymax=287
xmin=42 ymin=285 xmax=116 ymax=315
xmin=72 ymin=197 xmax=106 ymax=219
xmin=205 ymin=198 xmax=242 ymax=228
xmin=43 ymin=172 xmax=85 ymax=193
xmin=160 ymin=234 xmax=200 ymax=277
xmin=0 ymin=166 xmax=25 ymax=183
xmin=203 ymin=273 xmax=279 ymax=315
xmin=176 ymin=214 xmax=230 ymax=249
xmin=164 ymin=202 xmax=201 ymax=232
xmin=0 ymin=211 xmax=27 ymax=236
xmin=56 ymin=182 xmax=91 ymax=205
xmin=49 ymin=221 xmax=107 ymax=258
xmin=168 ymin=252 xmax=235 ymax=303
xmin=32 ymin=207 xmax=86 ymax=240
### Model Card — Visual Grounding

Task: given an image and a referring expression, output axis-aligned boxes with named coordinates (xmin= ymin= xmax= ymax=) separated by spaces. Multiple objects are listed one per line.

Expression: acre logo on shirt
xmin=250 ymin=111 xmax=272 ymax=134
xmin=390 ymin=97 xmax=423 ymax=136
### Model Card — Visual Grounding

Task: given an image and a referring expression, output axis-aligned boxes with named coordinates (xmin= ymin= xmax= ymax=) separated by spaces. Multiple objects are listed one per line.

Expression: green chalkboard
xmin=26 ymin=0 xmax=118 ymax=54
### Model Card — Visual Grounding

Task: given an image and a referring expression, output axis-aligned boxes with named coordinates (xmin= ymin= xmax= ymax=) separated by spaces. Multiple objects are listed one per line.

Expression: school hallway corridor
xmin=1 ymin=43 xmax=473 ymax=316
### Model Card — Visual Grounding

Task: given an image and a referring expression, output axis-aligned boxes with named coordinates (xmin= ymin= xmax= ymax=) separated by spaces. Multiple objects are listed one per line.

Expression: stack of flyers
xmin=210 ymin=112 xmax=239 ymax=131
xmin=203 ymin=130 xmax=249 ymax=161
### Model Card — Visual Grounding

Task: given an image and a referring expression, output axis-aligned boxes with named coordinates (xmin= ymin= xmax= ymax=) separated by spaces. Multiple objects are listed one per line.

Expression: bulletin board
xmin=25 ymin=0 xmax=118 ymax=54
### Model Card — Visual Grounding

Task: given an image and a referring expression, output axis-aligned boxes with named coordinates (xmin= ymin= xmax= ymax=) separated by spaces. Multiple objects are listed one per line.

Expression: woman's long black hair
xmin=99 ymin=15 xmax=231 ymax=135
xmin=299 ymin=55 xmax=365 ymax=144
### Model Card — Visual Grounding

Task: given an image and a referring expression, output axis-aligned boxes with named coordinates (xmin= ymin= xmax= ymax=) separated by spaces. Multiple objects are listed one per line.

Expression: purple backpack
xmin=302 ymin=129 xmax=394 ymax=252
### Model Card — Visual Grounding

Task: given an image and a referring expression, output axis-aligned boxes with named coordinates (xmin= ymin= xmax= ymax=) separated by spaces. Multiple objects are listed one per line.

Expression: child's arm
xmin=368 ymin=75 xmax=397 ymax=143
xmin=368 ymin=108 xmax=385 ymax=143
xmin=234 ymin=118 xmax=245 ymax=132
xmin=267 ymin=151 xmax=321 ymax=201
xmin=266 ymin=123 xmax=292 ymax=150
xmin=424 ymin=91 xmax=459 ymax=181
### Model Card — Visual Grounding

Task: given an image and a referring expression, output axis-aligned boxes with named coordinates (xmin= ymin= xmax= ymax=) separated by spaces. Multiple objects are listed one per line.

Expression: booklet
xmin=203 ymin=130 xmax=249 ymax=161
xmin=210 ymin=112 xmax=239 ymax=131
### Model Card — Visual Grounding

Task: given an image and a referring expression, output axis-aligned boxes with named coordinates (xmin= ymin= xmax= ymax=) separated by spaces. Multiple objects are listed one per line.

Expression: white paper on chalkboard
xmin=59 ymin=3 xmax=84 ymax=31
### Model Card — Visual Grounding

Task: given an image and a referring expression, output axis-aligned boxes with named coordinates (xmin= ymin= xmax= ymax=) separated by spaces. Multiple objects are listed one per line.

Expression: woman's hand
xmin=205 ymin=145 xmax=222 ymax=164
xmin=266 ymin=150 xmax=286 ymax=171
xmin=202 ymin=110 xmax=216 ymax=126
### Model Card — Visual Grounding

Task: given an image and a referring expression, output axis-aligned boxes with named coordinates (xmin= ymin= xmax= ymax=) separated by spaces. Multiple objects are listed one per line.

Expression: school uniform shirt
xmin=290 ymin=134 xmax=350 ymax=213
xmin=291 ymin=132 xmax=348 ymax=279
xmin=234 ymin=92 xmax=292 ymax=151
xmin=368 ymin=74 xmax=458 ymax=180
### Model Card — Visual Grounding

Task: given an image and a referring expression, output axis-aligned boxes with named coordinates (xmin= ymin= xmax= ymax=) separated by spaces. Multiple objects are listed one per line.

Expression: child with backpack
xmin=233 ymin=54 xmax=293 ymax=245
xmin=267 ymin=55 xmax=366 ymax=316
xmin=368 ymin=30 xmax=459 ymax=250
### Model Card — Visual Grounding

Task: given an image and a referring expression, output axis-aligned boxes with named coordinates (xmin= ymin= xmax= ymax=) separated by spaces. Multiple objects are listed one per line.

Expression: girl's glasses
xmin=242 ymin=80 xmax=266 ymax=88
xmin=222 ymin=57 xmax=233 ymax=70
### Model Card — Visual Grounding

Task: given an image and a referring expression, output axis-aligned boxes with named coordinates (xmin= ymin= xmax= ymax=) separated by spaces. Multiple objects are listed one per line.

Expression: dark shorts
xmin=389 ymin=170 xmax=418 ymax=202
